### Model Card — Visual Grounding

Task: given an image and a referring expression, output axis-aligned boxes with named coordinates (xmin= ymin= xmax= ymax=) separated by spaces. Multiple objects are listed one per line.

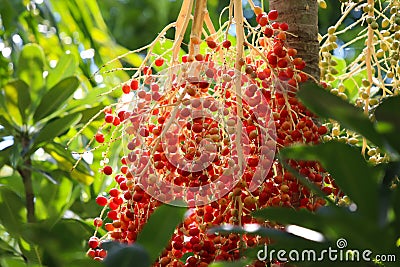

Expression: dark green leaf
xmin=16 ymin=44 xmax=45 ymax=98
xmin=68 ymin=259 xmax=104 ymax=267
xmin=0 ymin=186 xmax=25 ymax=236
xmin=0 ymin=237 xmax=18 ymax=255
xmin=251 ymin=206 xmax=366 ymax=243
xmin=253 ymin=207 xmax=329 ymax=230
xmin=0 ymin=115 xmax=16 ymax=134
xmin=136 ymin=203 xmax=186 ymax=263
xmin=47 ymin=53 xmax=78 ymax=89
xmin=379 ymin=161 xmax=400 ymax=227
xmin=0 ymin=145 xmax=12 ymax=167
xmin=393 ymin=184 xmax=400 ymax=238
xmin=2 ymin=80 xmax=31 ymax=125
xmin=103 ymin=242 xmax=150 ymax=267
xmin=33 ymin=113 xmax=82 ymax=147
xmin=0 ymin=257 xmax=29 ymax=267
xmin=33 ymin=76 xmax=79 ymax=122
xmin=375 ymin=95 xmax=400 ymax=154
xmin=209 ymin=224 xmax=329 ymax=252
xmin=298 ymin=82 xmax=384 ymax=148
xmin=280 ymin=141 xmax=380 ymax=217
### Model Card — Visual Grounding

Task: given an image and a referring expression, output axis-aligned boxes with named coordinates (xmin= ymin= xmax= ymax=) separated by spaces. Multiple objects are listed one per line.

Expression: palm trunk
xmin=270 ymin=0 xmax=320 ymax=81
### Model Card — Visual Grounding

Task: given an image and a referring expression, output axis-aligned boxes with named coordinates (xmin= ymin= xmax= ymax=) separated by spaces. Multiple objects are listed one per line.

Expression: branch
xmin=17 ymin=137 xmax=35 ymax=223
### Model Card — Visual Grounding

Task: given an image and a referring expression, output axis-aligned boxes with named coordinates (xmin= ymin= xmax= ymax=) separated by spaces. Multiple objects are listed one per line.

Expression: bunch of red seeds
xmin=86 ymin=8 xmax=339 ymax=267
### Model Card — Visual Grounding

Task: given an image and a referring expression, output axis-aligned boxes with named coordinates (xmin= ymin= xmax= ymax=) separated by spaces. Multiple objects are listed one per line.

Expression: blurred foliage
xmin=0 ymin=0 xmax=389 ymax=266
xmin=0 ymin=0 xmax=143 ymax=265
xmin=97 ymin=0 xmax=342 ymax=52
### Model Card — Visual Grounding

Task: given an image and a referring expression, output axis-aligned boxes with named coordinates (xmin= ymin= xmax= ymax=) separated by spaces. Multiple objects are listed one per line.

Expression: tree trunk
xmin=270 ymin=0 xmax=320 ymax=81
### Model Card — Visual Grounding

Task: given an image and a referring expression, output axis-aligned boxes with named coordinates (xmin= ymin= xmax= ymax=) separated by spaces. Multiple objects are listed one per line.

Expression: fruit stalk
xmin=173 ymin=0 xmax=193 ymax=64
xmin=188 ymin=0 xmax=208 ymax=61
xmin=362 ymin=0 xmax=375 ymax=155
xmin=233 ymin=0 xmax=245 ymax=178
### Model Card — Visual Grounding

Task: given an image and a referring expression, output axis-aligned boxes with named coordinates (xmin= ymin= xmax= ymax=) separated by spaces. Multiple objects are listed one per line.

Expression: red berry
xmin=97 ymin=249 xmax=107 ymax=258
xmin=318 ymin=125 xmax=328 ymax=135
xmin=105 ymin=114 xmax=114 ymax=123
xmin=207 ymin=40 xmax=217 ymax=49
xmin=94 ymin=217 xmax=103 ymax=227
xmin=142 ymin=66 xmax=152 ymax=75
xmin=88 ymin=236 xmax=99 ymax=249
xmin=103 ymin=165 xmax=113 ymax=175
xmin=278 ymin=59 xmax=288 ymax=68
xmin=195 ymin=54 xmax=204 ymax=61
xmin=222 ymin=40 xmax=231 ymax=49
xmin=277 ymin=32 xmax=287 ymax=41
xmin=293 ymin=57 xmax=303 ymax=66
xmin=264 ymin=27 xmax=274 ymax=37
xmin=271 ymin=22 xmax=280 ymax=29
xmin=268 ymin=10 xmax=279 ymax=20
xmin=95 ymin=133 xmax=104 ymax=143
xmin=87 ymin=249 xmax=96 ymax=258
xmin=107 ymin=210 xmax=118 ymax=220
xmin=117 ymin=110 xmax=126 ymax=121
xmin=267 ymin=53 xmax=278 ymax=65
xmin=113 ymin=117 xmax=120 ymax=126
xmin=95 ymin=196 xmax=108 ymax=206
xmin=280 ymin=22 xmax=289 ymax=31
xmin=122 ymin=84 xmax=130 ymax=94
xmin=258 ymin=14 xmax=268 ymax=27
xmin=189 ymin=227 xmax=200 ymax=236
xmin=288 ymin=48 xmax=297 ymax=57
xmin=154 ymin=57 xmax=164 ymax=67
xmin=109 ymin=188 xmax=119 ymax=197
xmin=130 ymin=79 xmax=139 ymax=90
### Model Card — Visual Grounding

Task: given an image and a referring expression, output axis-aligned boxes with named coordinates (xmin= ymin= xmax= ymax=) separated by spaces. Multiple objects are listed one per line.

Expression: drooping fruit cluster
xmin=85 ymin=7 xmax=340 ymax=266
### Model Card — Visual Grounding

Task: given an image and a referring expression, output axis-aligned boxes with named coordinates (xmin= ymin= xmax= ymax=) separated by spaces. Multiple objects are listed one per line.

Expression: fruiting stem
xmin=362 ymin=0 xmax=374 ymax=156
xmin=173 ymin=0 xmax=194 ymax=64
xmin=233 ymin=0 xmax=245 ymax=175
xmin=189 ymin=0 xmax=208 ymax=60
xmin=17 ymin=135 xmax=36 ymax=223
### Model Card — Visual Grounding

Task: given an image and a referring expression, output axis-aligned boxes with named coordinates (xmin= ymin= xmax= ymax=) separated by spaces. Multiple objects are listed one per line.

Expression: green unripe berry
xmin=371 ymin=22 xmax=379 ymax=30
xmin=366 ymin=16 xmax=374 ymax=24
xmin=382 ymin=19 xmax=390 ymax=28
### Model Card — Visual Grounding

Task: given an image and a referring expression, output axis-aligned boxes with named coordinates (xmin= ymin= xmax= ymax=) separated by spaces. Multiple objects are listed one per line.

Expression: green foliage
xmin=103 ymin=243 xmax=150 ymax=267
xmin=298 ymin=82 xmax=385 ymax=149
xmin=136 ymin=203 xmax=187 ymax=263
xmin=33 ymin=77 xmax=80 ymax=122
xmin=0 ymin=0 xmax=136 ymax=265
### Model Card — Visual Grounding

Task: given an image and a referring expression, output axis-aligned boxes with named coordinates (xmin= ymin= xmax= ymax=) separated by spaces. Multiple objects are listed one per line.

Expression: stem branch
xmin=17 ymin=136 xmax=35 ymax=223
